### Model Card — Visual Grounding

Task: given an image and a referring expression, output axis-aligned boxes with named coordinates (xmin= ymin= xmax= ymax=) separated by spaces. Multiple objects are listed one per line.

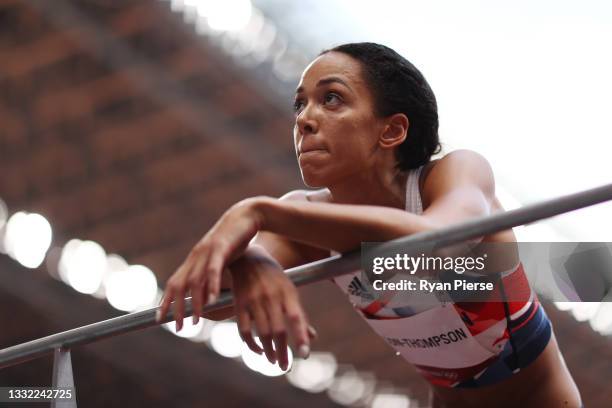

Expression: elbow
xmin=392 ymin=214 xmax=439 ymax=239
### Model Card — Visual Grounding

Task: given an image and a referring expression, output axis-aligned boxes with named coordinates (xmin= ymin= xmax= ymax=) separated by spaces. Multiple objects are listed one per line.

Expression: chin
xmin=301 ymin=174 xmax=326 ymax=189
xmin=299 ymin=167 xmax=331 ymax=188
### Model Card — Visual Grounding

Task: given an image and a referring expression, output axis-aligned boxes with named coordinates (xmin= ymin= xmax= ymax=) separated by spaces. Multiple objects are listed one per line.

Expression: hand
xmin=230 ymin=246 xmax=316 ymax=370
xmin=157 ymin=197 xmax=266 ymax=331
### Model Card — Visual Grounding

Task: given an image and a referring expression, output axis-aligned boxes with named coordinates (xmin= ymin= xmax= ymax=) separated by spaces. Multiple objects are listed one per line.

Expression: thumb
xmin=307 ymin=324 xmax=318 ymax=340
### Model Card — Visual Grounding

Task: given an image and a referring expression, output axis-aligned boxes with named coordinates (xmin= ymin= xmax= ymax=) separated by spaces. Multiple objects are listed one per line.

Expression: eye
xmin=324 ymin=92 xmax=342 ymax=106
xmin=293 ymin=98 xmax=305 ymax=114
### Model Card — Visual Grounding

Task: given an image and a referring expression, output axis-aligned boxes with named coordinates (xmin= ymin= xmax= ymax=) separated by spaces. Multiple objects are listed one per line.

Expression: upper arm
xmin=250 ymin=190 xmax=330 ymax=269
xmin=422 ymin=150 xmax=496 ymax=226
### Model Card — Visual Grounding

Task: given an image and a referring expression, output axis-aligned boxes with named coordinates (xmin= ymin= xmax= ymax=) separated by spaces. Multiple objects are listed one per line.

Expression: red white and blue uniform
xmin=332 ymin=165 xmax=552 ymax=388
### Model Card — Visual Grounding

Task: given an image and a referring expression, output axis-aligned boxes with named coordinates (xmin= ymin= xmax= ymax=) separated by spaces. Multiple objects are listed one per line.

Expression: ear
xmin=379 ymin=113 xmax=409 ymax=149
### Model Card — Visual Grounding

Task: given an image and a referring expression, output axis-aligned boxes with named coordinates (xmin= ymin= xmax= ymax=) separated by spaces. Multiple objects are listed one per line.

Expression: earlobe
xmin=379 ymin=114 xmax=409 ymax=149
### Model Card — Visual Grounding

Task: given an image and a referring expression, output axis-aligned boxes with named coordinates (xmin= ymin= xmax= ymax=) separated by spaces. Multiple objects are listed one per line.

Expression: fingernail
xmin=176 ymin=321 xmax=181 ymax=332
xmin=192 ymin=315 xmax=198 ymax=325
xmin=308 ymin=325 xmax=318 ymax=338
xmin=155 ymin=310 xmax=162 ymax=322
xmin=208 ymin=293 xmax=217 ymax=305
xmin=298 ymin=344 xmax=310 ymax=359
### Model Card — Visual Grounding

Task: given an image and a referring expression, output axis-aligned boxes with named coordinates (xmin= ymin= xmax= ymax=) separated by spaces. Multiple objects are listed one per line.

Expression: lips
xmin=300 ymin=149 xmax=326 ymax=155
xmin=298 ymin=145 xmax=327 ymax=155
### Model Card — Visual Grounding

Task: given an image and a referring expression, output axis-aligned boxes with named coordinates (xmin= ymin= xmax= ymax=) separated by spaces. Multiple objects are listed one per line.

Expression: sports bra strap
xmin=405 ymin=165 xmax=425 ymax=214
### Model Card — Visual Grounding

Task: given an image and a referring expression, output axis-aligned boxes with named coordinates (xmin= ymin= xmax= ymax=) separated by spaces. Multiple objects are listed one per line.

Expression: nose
xmin=296 ymin=104 xmax=318 ymax=135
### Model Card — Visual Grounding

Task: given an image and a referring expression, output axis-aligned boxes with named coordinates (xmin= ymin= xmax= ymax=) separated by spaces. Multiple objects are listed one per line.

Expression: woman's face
xmin=293 ymin=52 xmax=384 ymax=187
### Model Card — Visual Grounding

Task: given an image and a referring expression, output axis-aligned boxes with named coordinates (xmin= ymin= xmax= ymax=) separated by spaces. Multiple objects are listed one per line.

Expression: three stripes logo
xmin=348 ymin=277 xmax=374 ymax=300
xmin=460 ymin=311 xmax=474 ymax=326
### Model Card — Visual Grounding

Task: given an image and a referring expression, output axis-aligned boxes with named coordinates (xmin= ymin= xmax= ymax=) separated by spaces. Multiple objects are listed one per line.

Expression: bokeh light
xmin=370 ymin=392 xmax=411 ymax=408
xmin=4 ymin=211 xmax=53 ymax=268
xmin=210 ymin=322 xmax=243 ymax=358
xmin=327 ymin=368 xmax=375 ymax=406
xmin=59 ymin=240 xmax=106 ymax=294
xmin=286 ymin=352 xmax=337 ymax=392
xmin=105 ymin=264 xmax=158 ymax=312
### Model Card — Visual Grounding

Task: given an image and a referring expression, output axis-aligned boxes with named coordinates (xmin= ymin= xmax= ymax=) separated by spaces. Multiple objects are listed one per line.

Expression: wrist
xmin=243 ymin=195 xmax=276 ymax=232
xmin=229 ymin=244 xmax=283 ymax=277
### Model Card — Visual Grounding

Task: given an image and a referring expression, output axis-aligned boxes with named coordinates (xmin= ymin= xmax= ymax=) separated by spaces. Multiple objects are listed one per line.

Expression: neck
xmin=327 ymin=165 xmax=409 ymax=209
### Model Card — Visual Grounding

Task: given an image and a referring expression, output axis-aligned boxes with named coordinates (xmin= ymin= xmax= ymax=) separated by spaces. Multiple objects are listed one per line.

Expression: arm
xmin=202 ymin=190 xmax=330 ymax=322
xmin=159 ymin=191 xmax=328 ymax=368
xmin=248 ymin=190 xmax=333 ymax=267
xmin=161 ymin=150 xmax=494 ymax=316
xmin=159 ymin=150 xmax=495 ymax=358
xmin=255 ymin=150 xmax=495 ymax=252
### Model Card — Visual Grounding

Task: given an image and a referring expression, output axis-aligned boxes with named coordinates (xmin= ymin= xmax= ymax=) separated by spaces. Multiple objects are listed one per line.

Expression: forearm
xmin=253 ymin=197 xmax=435 ymax=253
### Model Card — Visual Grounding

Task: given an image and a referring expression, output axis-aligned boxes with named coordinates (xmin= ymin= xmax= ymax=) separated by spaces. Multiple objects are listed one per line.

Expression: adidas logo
xmin=348 ymin=277 xmax=374 ymax=300
xmin=460 ymin=311 xmax=474 ymax=326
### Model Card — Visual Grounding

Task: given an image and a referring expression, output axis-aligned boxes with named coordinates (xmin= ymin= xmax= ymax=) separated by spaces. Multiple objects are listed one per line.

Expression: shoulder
xmin=280 ymin=189 xmax=332 ymax=203
xmin=423 ymin=149 xmax=495 ymax=199
xmin=435 ymin=149 xmax=492 ymax=173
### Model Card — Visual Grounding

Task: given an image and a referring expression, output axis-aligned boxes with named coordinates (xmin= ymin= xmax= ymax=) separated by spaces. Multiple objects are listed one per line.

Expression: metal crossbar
xmin=1 ymin=183 xmax=611 ymax=383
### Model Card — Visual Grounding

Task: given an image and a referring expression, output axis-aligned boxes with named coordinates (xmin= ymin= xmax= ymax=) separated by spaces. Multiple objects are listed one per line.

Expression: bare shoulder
xmin=280 ymin=189 xmax=332 ymax=203
xmin=436 ymin=149 xmax=493 ymax=173
xmin=424 ymin=149 xmax=495 ymax=199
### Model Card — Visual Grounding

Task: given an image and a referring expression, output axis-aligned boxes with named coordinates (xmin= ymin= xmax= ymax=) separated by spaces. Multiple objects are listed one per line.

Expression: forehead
xmin=297 ymin=52 xmax=366 ymax=91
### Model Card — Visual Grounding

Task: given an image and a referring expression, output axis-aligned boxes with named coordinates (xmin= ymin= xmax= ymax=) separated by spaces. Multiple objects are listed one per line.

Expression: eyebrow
xmin=295 ymin=76 xmax=352 ymax=95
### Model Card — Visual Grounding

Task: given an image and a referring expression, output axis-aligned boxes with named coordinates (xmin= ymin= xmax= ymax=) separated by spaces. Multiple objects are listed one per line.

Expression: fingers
xmin=156 ymin=242 xmax=224 ymax=330
xmin=204 ymin=250 xmax=225 ymax=305
xmin=259 ymin=335 xmax=275 ymax=364
xmin=234 ymin=286 xmax=315 ymax=369
xmin=273 ymin=332 xmax=289 ymax=371
xmin=236 ymin=308 xmax=263 ymax=354
xmin=284 ymin=294 xmax=310 ymax=359
xmin=174 ymin=290 xmax=186 ymax=331
xmin=251 ymin=304 xmax=275 ymax=364
xmin=308 ymin=324 xmax=318 ymax=340
xmin=191 ymin=286 xmax=204 ymax=326
xmin=268 ymin=301 xmax=289 ymax=370
xmin=189 ymin=257 xmax=207 ymax=325
xmin=156 ymin=289 xmax=174 ymax=324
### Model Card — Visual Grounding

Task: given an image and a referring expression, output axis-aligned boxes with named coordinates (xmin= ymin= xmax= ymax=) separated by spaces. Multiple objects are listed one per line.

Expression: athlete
xmin=157 ymin=43 xmax=581 ymax=407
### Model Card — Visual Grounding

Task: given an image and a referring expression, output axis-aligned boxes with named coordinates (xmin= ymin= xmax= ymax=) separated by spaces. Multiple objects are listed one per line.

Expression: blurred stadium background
xmin=0 ymin=0 xmax=611 ymax=406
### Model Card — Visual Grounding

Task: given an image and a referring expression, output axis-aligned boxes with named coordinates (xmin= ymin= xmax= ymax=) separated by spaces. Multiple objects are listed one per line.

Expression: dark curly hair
xmin=320 ymin=42 xmax=441 ymax=170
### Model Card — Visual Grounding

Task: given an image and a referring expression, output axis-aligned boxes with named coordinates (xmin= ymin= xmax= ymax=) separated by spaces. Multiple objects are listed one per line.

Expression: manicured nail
xmin=208 ymin=293 xmax=217 ymax=305
xmin=308 ymin=325 xmax=318 ymax=338
xmin=298 ymin=344 xmax=310 ymax=359
xmin=155 ymin=310 xmax=162 ymax=322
